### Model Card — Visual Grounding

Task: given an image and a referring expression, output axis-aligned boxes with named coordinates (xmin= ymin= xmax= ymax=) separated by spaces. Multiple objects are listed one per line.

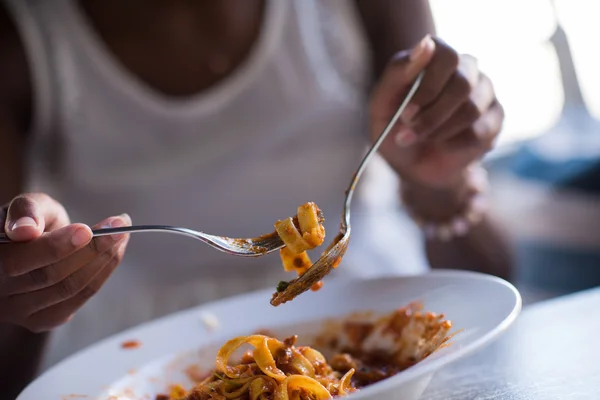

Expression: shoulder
xmin=0 ymin=2 xmax=32 ymax=130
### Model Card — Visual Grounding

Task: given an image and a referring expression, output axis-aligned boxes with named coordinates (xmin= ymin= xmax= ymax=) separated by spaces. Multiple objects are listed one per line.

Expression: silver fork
xmin=0 ymin=225 xmax=286 ymax=257
xmin=271 ymin=71 xmax=425 ymax=306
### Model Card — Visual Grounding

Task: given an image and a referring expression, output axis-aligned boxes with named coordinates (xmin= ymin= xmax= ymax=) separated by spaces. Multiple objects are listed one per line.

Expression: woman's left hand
xmin=369 ymin=35 xmax=504 ymax=189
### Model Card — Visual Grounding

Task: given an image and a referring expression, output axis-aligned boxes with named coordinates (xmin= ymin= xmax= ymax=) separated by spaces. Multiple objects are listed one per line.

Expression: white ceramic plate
xmin=18 ymin=270 xmax=521 ymax=400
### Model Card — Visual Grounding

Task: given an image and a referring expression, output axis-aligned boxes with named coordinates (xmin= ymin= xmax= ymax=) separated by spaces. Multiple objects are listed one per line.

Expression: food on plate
xmin=158 ymin=302 xmax=454 ymax=399
xmin=274 ymin=202 xmax=328 ymax=294
xmin=120 ymin=339 xmax=142 ymax=349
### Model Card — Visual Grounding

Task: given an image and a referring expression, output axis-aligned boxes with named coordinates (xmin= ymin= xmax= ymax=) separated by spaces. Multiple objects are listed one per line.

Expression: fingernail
xmin=110 ymin=216 xmax=130 ymax=241
xmin=395 ymin=127 xmax=417 ymax=147
xmin=110 ymin=216 xmax=129 ymax=229
xmin=401 ymin=104 xmax=420 ymax=122
xmin=410 ymin=35 xmax=434 ymax=62
xmin=118 ymin=213 xmax=131 ymax=224
xmin=72 ymin=227 xmax=92 ymax=247
xmin=11 ymin=217 xmax=38 ymax=230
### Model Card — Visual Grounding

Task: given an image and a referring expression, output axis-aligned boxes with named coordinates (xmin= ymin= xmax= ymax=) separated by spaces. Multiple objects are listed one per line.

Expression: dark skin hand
xmin=356 ymin=1 xmax=513 ymax=279
xmin=0 ymin=1 xmax=512 ymax=397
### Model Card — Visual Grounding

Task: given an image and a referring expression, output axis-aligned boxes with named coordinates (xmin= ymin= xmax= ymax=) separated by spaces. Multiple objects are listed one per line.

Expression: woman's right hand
xmin=0 ymin=193 xmax=131 ymax=332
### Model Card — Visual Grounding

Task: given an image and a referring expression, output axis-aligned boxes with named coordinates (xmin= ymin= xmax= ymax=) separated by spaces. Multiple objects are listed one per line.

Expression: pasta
xmin=157 ymin=303 xmax=454 ymax=400
xmin=167 ymin=334 xmax=356 ymax=400
xmin=274 ymin=203 xmax=326 ymax=292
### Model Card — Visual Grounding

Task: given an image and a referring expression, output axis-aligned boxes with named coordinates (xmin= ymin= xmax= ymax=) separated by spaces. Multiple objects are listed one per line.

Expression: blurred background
xmin=431 ymin=0 xmax=600 ymax=303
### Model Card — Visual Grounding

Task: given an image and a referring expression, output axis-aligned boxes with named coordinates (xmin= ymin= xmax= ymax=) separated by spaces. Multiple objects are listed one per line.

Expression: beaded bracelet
xmin=402 ymin=165 xmax=489 ymax=242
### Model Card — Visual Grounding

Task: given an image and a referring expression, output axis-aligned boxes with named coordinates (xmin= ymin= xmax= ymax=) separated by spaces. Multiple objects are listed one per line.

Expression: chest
xmin=76 ymin=0 xmax=266 ymax=97
xmin=35 ymin=0 xmax=374 ymax=190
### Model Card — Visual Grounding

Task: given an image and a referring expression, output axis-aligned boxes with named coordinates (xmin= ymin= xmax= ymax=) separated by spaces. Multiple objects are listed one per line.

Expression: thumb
xmin=4 ymin=195 xmax=46 ymax=241
xmin=371 ymin=35 xmax=435 ymax=120
xmin=384 ymin=34 xmax=436 ymax=89
xmin=407 ymin=34 xmax=436 ymax=76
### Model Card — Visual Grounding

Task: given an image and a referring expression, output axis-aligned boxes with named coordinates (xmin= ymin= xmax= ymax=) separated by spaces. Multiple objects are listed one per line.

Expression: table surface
xmin=421 ymin=287 xmax=600 ymax=400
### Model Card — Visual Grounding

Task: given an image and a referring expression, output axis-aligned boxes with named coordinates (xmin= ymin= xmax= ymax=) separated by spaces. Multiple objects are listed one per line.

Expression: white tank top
xmin=5 ymin=0 xmax=428 ymax=368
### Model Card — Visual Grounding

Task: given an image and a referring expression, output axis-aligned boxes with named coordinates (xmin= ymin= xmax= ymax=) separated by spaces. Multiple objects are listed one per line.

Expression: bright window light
xmin=554 ymin=0 xmax=600 ymax=119
xmin=430 ymin=0 xmax=565 ymax=146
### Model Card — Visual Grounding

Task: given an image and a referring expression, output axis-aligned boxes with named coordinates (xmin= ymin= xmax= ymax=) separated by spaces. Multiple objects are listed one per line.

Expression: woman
xmin=0 ymin=0 xmax=511 ymax=397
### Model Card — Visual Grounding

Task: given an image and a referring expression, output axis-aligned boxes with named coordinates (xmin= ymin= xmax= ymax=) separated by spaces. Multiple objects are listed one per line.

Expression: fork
xmin=0 ymin=225 xmax=287 ymax=257
xmin=0 ymin=208 xmax=325 ymax=257
xmin=270 ymin=71 xmax=425 ymax=306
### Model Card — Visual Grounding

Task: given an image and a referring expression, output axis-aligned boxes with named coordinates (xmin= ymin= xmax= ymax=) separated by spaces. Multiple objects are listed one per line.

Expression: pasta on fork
xmin=274 ymin=203 xmax=328 ymax=293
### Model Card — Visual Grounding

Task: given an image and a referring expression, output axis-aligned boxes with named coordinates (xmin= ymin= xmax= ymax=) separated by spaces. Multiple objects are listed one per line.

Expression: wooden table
xmin=421 ymin=287 xmax=600 ymax=399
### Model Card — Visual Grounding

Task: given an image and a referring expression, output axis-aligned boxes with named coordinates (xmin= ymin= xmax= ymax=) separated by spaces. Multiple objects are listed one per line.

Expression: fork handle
xmin=0 ymin=225 xmax=191 ymax=244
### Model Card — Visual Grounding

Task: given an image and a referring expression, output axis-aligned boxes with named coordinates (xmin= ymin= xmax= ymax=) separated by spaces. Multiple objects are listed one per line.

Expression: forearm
xmin=0 ymin=324 xmax=49 ymax=400
xmin=401 ymin=173 xmax=515 ymax=281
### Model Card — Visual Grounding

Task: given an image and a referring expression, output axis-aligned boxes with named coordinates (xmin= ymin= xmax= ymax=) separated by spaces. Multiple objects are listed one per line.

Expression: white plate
xmin=18 ymin=270 xmax=521 ymax=400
